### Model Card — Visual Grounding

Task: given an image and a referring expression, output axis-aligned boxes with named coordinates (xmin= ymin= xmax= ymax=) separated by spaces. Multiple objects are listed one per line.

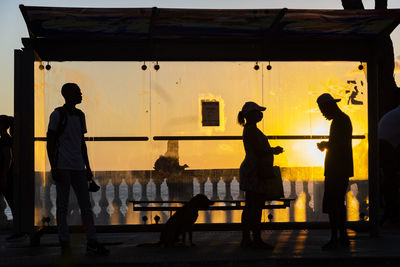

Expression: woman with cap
xmin=238 ymin=102 xmax=283 ymax=249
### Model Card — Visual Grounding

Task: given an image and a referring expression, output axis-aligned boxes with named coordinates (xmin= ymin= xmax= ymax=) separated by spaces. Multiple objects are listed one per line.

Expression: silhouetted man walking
xmin=316 ymin=93 xmax=353 ymax=250
xmin=47 ymin=83 xmax=108 ymax=256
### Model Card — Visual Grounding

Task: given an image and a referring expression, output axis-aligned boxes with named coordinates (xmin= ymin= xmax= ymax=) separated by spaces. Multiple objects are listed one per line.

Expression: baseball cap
xmin=241 ymin=101 xmax=266 ymax=115
xmin=317 ymin=93 xmax=341 ymax=105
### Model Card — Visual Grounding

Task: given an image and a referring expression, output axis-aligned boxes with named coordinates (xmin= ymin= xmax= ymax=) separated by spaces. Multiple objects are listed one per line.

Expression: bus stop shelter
xmin=14 ymin=5 xmax=400 ymax=236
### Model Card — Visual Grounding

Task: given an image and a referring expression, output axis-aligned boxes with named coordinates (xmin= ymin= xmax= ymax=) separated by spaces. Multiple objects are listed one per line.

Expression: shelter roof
xmin=19 ymin=5 xmax=400 ymax=61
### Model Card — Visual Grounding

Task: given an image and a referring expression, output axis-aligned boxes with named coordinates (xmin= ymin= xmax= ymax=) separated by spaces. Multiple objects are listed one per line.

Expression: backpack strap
xmin=54 ymin=106 xmax=68 ymax=139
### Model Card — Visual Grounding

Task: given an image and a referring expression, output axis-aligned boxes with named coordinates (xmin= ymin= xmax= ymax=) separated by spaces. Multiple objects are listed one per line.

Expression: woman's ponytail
xmin=237 ymin=111 xmax=245 ymax=126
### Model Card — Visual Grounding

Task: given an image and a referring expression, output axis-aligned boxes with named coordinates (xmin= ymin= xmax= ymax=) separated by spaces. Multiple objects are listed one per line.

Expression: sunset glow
xmin=33 ymin=61 xmax=369 ymax=225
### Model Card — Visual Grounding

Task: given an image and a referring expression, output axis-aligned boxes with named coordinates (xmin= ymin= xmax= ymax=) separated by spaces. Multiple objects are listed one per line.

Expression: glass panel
xmin=34 ymin=61 xmax=368 ymax=226
xmin=34 ymin=62 xmax=151 ymax=225
xmin=150 ymin=62 xmax=263 ymax=136
xmin=263 ymin=62 xmax=368 ymax=222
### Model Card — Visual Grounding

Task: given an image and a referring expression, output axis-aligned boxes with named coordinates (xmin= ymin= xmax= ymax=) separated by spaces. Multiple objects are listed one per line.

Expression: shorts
xmin=322 ymin=175 xmax=349 ymax=213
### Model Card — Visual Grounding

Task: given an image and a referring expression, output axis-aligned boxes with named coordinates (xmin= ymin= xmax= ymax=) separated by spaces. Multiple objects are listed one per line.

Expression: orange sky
xmin=34 ymin=61 xmax=369 ymax=181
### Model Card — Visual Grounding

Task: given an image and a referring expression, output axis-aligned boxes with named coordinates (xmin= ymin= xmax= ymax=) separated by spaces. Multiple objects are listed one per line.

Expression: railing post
xmin=153 ymin=175 xmax=164 ymax=202
xmin=210 ymin=175 xmax=220 ymax=201
xmin=139 ymin=172 xmax=150 ymax=202
xmin=112 ymin=174 xmax=123 ymax=224
xmin=125 ymin=172 xmax=136 ymax=204
xmin=303 ymin=181 xmax=313 ymax=221
xmin=97 ymin=176 xmax=110 ymax=224
xmin=222 ymin=176 xmax=234 ymax=201
xmin=196 ymin=173 xmax=207 ymax=196
xmin=289 ymin=181 xmax=297 ymax=222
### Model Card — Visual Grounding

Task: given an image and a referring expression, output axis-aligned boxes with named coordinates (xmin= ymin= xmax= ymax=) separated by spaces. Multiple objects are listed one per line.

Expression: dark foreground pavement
xmin=1 ymin=229 xmax=400 ymax=267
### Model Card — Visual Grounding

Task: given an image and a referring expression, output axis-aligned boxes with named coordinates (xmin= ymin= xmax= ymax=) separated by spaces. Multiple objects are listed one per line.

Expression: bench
xmin=130 ymin=199 xmax=295 ymax=222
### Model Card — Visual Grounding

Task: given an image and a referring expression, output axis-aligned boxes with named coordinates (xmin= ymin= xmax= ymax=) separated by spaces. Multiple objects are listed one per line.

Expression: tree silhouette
xmin=342 ymin=0 xmax=399 ymax=118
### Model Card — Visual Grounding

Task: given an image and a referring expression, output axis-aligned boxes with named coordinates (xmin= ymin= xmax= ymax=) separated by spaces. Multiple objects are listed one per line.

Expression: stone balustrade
xmin=0 ymin=168 xmax=369 ymax=228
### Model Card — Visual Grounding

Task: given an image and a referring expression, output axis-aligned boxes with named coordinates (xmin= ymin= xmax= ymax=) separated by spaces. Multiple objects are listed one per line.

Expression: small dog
xmin=138 ymin=194 xmax=214 ymax=247
xmin=160 ymin=194 xmax=214 ymax=247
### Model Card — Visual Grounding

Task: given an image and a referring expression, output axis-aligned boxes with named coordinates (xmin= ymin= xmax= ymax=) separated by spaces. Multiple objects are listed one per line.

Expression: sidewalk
xmin=1 ymin=229 xmax=400 ymax=266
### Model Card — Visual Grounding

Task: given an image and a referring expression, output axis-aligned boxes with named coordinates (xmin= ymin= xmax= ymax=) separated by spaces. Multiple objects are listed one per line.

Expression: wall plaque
xmin=201 ymin=100 xmax=220 ymax=126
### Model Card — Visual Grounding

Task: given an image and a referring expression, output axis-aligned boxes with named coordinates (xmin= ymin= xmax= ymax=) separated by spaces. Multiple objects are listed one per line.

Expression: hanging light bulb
xmin=39 ymin=64 xmax=44 ymax=70
xmin=254 ymin=61 xmax=260 ymax=71
xmin=266 ymin=61 xmax=272 ymax=70
xmin=45 ymin=62 xmax=51 ymax=70
xmin=358 ymin=62 xmax=364 ymax=70
xmin=141 ymin=61 xmax=147 ymax=71
xmin=154 ymin=61 xmax=160 ymax=71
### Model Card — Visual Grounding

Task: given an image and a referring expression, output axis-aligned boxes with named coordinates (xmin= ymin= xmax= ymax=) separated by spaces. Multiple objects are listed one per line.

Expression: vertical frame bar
xmin=13 ymin=49 xmax=35 ymax=233
xmin=367 ymin=56 xmax=380 ymax=237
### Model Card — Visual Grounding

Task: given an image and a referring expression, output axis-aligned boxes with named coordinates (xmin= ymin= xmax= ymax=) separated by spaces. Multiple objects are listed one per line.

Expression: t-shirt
xmin=0 ymin=133 xmax=12 ymax=177
xmin=48 ymin=109 xmax=87 ymax=170
xmin=379 ymin=106 xmax=400 ymax=149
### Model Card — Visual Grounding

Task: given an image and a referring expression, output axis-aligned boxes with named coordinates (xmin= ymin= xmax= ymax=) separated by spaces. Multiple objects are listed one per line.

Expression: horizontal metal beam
xmin=34 ymin=137 xmax=149 ymax=141
xmin=153 ymin=135 xmax=366 ymax=140
xmin=22 ymin=38 xmax=376 ymax=62
xmin=34 ymin=135 xmax=365 ymax=141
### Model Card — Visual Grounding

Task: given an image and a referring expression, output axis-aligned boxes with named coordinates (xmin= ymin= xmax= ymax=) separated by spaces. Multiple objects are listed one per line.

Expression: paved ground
xmin=1 ymin=228 xmax=400 ymax=266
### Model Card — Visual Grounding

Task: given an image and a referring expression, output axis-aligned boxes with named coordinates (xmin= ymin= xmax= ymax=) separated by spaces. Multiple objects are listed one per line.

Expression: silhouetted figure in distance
xmin=47 ymin=83 xmax=109 ymax=256
xmin=0 ymin=115 xmax=28 ymax=241
xmin=154 ymin=155 xmax=189 ymax=200
xmin=238 ymin=102 xmax=284 ymax=249
xmin=316 ymin=93 xmax=353 ymax=250
xmin=0 ymin=116 xmax=14 ymax=218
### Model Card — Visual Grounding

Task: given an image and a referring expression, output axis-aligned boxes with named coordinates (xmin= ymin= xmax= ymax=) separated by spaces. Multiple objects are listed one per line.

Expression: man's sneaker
xmin=86 ymin=240 xmax=109 ymax=256
xmin=60 ymin=240 xmax=72 ymax=256
xmin=6 ymin=233 xmax=28 ymax=243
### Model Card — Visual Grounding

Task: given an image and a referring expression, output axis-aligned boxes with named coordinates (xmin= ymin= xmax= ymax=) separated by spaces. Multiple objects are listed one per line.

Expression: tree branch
xmin=375 ymin=0 xmax=388 ymax=10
